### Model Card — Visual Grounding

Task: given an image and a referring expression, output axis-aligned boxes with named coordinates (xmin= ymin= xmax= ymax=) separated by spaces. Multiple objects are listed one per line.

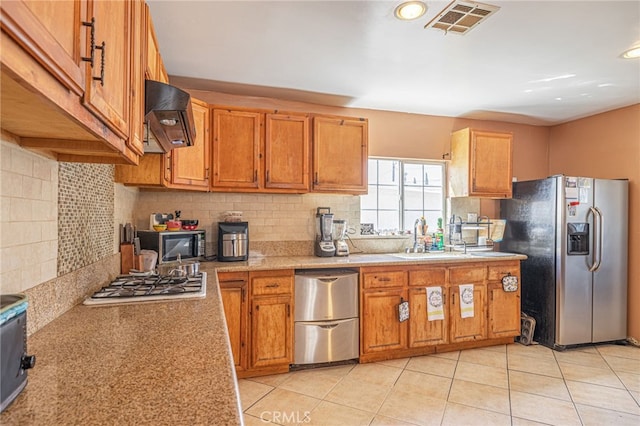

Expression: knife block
xmin=120 ymin=244 xmax=135 ymax=274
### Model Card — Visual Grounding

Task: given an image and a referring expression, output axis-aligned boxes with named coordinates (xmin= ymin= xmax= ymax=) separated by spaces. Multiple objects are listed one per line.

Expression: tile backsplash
xmin=135 ymin=191 xmax=361 ymax=256
xmin=1 ymin=136 xmax=58 ymax=294
xmin=57 ymin=163 xmax=115 ymax=275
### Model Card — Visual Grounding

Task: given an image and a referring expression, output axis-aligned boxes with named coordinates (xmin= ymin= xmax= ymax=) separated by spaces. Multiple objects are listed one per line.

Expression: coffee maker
xmin=333 ymin=219 xmax=349 ymax=256
xmin=314 ymin=207 xmax=335 ymax=257
xmin=218 ymin=222 xmax=249 ymax=261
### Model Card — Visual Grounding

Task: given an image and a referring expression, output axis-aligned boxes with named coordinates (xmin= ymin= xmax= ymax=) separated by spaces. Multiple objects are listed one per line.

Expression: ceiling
xmin=147 ymin=0 xmax=640 ymax=126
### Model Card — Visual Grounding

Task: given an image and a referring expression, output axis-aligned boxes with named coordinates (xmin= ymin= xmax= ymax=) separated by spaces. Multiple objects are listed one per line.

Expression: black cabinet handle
xmin=93 ymin=41 xmax=105 ymax=86
xmin=81 ymin=18 xmax=96 ymax=66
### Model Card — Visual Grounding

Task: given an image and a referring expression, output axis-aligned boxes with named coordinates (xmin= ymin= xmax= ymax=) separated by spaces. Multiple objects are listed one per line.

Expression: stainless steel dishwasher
xmin=294 ymin=269 xmax=359 ymax=365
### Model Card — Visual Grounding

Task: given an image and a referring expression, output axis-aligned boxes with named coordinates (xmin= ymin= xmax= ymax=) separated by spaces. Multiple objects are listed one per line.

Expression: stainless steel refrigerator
xmin=500 ymin=176 xmax=628 ymax=350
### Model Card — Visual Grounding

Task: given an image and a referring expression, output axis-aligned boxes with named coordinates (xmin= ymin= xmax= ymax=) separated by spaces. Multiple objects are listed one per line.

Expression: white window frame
xmin=361 ymin=158 xmax=446 ymax=233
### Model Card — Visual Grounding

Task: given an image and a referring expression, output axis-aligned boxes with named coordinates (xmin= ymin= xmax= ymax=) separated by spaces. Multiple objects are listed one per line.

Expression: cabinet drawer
xmin=363 ymin=270 xmax=407 ymax=289
xmin=252 ymin=275 xmax=293 ymax=296
xmin=449 ymin=267 xmax=486 ymax=284
xmin=488 ymin=263 xmax=520 ymax=281
xmin=408 ymin=268 xmax=446 ymax=286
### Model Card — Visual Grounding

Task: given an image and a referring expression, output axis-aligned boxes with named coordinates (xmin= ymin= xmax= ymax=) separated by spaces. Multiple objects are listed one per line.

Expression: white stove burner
xmin=84 ymin=272 xmax=207 ymax=306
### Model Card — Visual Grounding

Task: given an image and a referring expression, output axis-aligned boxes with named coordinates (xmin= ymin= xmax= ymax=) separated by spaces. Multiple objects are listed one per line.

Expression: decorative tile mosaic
xmin=57 ymin=163 xmax=115 ymax=275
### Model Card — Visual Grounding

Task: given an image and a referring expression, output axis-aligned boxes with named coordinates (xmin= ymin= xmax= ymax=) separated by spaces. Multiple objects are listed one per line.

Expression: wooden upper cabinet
xmin=0 ymin=0 xmax=141 ymax=164
xmin=145 ymin=4 xmax=159 ymax=80
xmin=312 ymin=115 xmax=368 ymax=194
xmin=211 ymin=108 xmax=263 ymax=190
xmin=127 ymin=0 xmax=145 ymax=156
xmin=448 ymin=128 xmax=513 ymax=198
xmin=264 ymin=113 xmax=310 ymax=192
xmin=144 ymin=4 xmax=168 ymax=83
xmin=171 ymin=98 xmax=210 ymax=190
xmin=82 ymin=0 xmax=132 ymax=140
xmin=0 ymin=0 xmax=87 ymax=95
xmin=115 ymin=98 xmax=210 ymax=190
xmin=114 ymin=153 xmax=170 ymax=187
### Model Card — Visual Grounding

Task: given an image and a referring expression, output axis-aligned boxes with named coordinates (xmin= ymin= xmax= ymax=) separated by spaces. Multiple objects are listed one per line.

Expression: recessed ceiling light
xmin=622 ymin=40 xmax=640 ymax=59
xmin=395 ymin=1 xmax=427 ymax=21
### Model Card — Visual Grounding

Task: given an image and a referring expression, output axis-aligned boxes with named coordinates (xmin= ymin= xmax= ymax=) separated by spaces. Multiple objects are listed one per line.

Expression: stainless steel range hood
xmin=144 ymin=80 xmax=196 ymax=153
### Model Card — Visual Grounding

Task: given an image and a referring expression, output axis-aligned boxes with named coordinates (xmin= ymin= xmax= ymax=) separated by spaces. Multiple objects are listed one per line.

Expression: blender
xmin=333 ymin=219 xmax=349 ymax=256
xmin=314 ymin=207 xmax=336 ymax=257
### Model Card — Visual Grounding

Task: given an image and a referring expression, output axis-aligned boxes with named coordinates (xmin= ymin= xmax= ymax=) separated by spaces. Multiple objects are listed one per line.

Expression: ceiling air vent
xmin=424 ymin=1 xmax=500 ymax=35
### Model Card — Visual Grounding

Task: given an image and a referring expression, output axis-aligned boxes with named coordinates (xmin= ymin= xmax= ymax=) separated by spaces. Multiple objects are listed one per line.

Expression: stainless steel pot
xmin=157 ymin=261 xmax=200 ymax=277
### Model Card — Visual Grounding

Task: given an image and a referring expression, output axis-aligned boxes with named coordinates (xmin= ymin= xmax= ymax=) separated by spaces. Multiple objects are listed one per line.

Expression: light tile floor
xmin=238 ymin=343 xmax=640 ymax=425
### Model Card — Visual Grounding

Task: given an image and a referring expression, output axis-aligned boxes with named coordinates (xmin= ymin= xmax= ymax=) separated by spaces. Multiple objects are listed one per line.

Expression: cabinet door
xmin=144 ymin=3 xmax=158 ymax=80
xmin=114 ymin=153 xmax=168 ymax=187
xmin=82 ymin=0 xmax=131 ymax=139
xmin=408 ymin=287 xmax=449 ymax=347
xmin=171 ymin=98 xmax=210 ymax=190
xmin=265 ymin=113 xmax=309 ymax=192
xmin=212 ymin=109 xmax=263 ymax=190
xmin=407 ymin=268 xmax=449 ymax=347
xmin=449 ymin=266 xmax=487 ymax=343
xmin=361 ymin=288 xmax=407 ymax=353
xmin=312 ymin=116 xmax=368 ymax=194
xmin=487 ymin=282 xmax=520 ymax=338
xmin=251 ymin=295 xmax=292 ymax=368
xmin=127 ymin=0 xmax=145 ymax=156
xmin=470 ymin=130 xmax=513 ymax=198
xmin=450 ymin=283 xmax=487 ymax=343
xmin=0 ymin=0 xmax=86 ymax=95
xmin=219 ymin=277 xmax=248 ymax=372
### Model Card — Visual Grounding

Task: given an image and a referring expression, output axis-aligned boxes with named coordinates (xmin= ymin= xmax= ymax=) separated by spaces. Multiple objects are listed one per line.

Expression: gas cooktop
xmin=84 ymin=272 xmax=207 ymax=306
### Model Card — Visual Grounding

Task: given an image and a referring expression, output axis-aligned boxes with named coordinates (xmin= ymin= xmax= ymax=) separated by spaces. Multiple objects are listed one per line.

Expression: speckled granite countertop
xmin=203 ymin=252 xmax=527 ymax=273
xmin=0 ymin=273 xmax=243 ymax=426
xmin=0 ymin=252 xmax=526 ymax=425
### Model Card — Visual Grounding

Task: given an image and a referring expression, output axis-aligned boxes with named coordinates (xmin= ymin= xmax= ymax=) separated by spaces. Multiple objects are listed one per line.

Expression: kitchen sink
xmin=387 ymin=252 xmax=468 ymax=260
xmin=469 ymin=252 xmax=517 ymax=258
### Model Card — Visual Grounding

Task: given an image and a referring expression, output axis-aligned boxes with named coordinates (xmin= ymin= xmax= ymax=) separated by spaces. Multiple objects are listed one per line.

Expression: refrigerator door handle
xmin=588 ymin=206 xmax=603 ymax=272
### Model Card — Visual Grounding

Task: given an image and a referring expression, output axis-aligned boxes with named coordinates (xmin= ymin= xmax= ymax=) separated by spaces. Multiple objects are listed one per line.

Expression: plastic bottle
xmin=436 ymin=217 xmax=444 ymax=250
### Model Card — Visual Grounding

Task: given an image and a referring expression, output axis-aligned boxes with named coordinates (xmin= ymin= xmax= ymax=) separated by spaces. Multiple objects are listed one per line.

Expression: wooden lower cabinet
xmin=361 ymin=288 xmax=407 ymax=353
xmin=449 ymin=282 xmax=487 ymax=343
xmin=220 ymin=262 xmax=521 ymax=376
xmin=219 ymin=269 xmax=293 ymax=377
xmin=408 ymin=267 xmax=448 ymax=347
xmin=487 ymin=263 xmax=521 ymax=338
xmin=408 ymin=287 xmax=449 ymax=347
xmin=448 ymin=266 xmax=487 ymax=343
xmin=218 ymin=272 xmax=248 ymax=372
xmin=250 ymin=295 xmax=292 ymax=368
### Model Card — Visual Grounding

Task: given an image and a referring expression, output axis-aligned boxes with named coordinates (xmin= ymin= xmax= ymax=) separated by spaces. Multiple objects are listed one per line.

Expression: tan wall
xmin=548 ymin=104 xmax=640 ymax=341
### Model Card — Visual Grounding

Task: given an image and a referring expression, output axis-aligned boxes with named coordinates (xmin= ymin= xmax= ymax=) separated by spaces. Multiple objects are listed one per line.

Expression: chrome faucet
xmin=413 ymin=217 xmax=427 ymax=252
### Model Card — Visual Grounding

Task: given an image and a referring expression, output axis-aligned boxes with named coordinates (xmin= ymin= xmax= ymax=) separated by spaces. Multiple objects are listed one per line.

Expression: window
xmin=361 ymin=158 xmax=445 ymax=233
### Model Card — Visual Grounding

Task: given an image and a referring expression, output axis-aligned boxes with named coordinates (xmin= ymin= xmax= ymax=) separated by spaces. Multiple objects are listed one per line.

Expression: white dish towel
xmin=426 ymin=286 xmax=444 ymax=321
xmin=459 ymin=284 xmax=475 ymax=318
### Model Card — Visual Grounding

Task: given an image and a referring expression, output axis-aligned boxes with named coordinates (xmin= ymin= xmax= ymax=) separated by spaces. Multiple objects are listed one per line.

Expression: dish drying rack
xmin=446 ymin=215 xmax=494 ymax=253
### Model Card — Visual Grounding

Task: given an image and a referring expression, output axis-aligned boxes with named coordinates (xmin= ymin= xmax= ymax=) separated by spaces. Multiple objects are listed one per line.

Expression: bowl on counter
xmin=152 ymin=224 xmax=167 ymax=232
xmin=181 ymin=220 xmax=198 ymax=230
xmin=166 ymin=220 xmax=182 ymax=231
